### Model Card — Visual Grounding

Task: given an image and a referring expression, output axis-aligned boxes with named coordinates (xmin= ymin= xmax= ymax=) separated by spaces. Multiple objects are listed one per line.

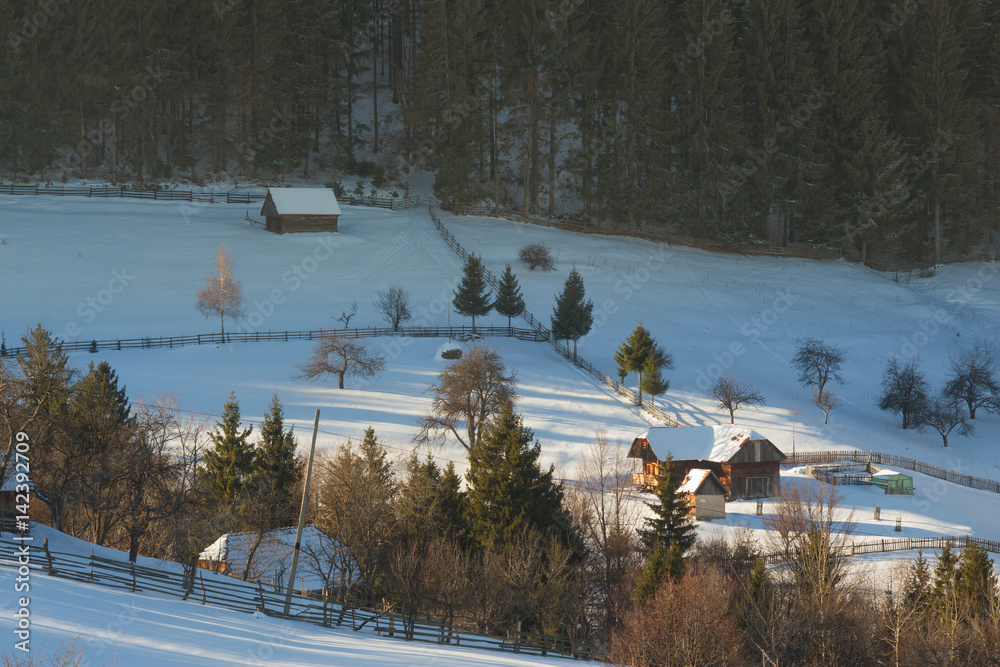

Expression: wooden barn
xmin=628 ymin=424 xmax=786 ymax=499
xmin=260 ymin=187 xmax=342 ymax=233
xmin=0 ymin=463 xmax=52 ymax=534
xmin=198 ymin=525 xmax=358 ymax=593
xmin=677 ymin=468 xmax=727 ymax=520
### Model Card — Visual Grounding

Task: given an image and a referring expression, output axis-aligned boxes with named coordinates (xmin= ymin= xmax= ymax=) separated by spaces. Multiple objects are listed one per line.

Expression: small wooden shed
xmin=677 ymin=468 xmax=727 ymax=520
xmin=871 ymin=469 xmax=914 ymax=495
xmin=261 ymin=187 xmax=342 ymax=233
xmin=0 ymin=463 xmax=52 ymax=534
xmin=628 ymin=424 xmax=786 ymax=500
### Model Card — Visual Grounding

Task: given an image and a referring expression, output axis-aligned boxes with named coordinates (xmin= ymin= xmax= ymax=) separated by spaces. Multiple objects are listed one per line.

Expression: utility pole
xmin=284 ymin=409 xmax=320 ymax=616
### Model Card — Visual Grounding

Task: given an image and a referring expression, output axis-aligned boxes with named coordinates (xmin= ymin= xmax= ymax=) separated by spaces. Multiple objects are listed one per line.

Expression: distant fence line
xmin=429 ymin=206 xmax=683 ymax=427
xmin=439 ymin=202 xmax=1000 ymax=272
xmin=786 ymin=450 xmax=1000 ymax=495
xmin=0 ymin=537 xmax=598 ymax=661
xmin=0 ymin=326 xmax=548 ymax=358
xmin=0 ymin=183 xmax=433 ymax=211
xmin=5 ymin=183 xmax=995 ymax=271
xmin=743 ymin=534 xmax=1000 ymax=568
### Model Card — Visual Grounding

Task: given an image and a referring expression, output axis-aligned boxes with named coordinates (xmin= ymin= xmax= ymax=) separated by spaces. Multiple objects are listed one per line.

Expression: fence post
xmin=43 ymin=538 xmax=54 ymax=575
xmin=90 ymin=548 xmax=94 ymax=581
xmin=131 ymin=562 xmax=137 ymax=592
xmin=200 ymin=572 xmax=206 ymax=605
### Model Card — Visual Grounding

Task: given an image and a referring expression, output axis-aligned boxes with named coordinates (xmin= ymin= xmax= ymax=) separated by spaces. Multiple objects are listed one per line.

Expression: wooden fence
xmin=0 ymin=537 xmax=599 ymax=661
xmin=0 ymin=326 xmax=548 ymax=358
xmin=429 ymin=206 xmax=683 ymax=427
xmin=787 ymin=450 xmax=1000 ymax=495
xmin=0 ymin=183 xmax=264 ymax=203
xmin=0 ymin=184 xmax=435 ymax=210
xmin=746 ymin=535 xmax=1000 ymax=568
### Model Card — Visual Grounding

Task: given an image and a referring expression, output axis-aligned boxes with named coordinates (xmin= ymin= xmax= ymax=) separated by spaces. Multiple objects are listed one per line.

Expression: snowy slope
xmin=0 ymin=530 xmax=568 ymax=667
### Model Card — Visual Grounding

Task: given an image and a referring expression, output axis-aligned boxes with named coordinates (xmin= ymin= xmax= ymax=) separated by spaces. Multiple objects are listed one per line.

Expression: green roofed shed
xmin=871 ymin=469 xmax=913 ymax=495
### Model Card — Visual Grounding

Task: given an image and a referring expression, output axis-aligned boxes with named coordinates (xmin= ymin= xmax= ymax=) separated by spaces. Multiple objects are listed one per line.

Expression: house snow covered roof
xmin=199 ymin=525 xmax=355 ymax=589
xmin=677 ymin=468 xmax=715 ymax=494
xmin=266 ymin=188 xmax=342 ymax=216
xmin=638 ymin=424 xmax=770 ymax=463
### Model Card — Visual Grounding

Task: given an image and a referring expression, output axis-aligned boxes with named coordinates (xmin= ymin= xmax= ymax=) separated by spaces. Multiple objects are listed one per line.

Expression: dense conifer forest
xmin=2 ymin=1 xmax=998 ymax=261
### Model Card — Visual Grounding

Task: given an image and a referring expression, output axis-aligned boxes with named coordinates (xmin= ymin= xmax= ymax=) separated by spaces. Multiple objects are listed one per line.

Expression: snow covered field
xmin=3 ymin=193 xmax=1000 ymax=659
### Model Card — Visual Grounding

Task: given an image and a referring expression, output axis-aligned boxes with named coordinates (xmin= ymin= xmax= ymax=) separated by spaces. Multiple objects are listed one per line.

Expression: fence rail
xmin=0 ymin=537 xmax=599 ymax=661
xmin=787 ymin=450 xmax=1000 ymax=495
xmin=0 ymin=326 xmax=549 ymax=358
xmin=429 ymin=206 xmax=683 ymax=427
xmin=748 ymin=535 xmax=1000 ymax=568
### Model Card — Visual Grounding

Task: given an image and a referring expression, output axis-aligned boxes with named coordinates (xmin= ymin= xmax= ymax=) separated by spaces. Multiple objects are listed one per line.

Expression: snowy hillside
xmin=0 ymin=526 xmax=571 ymax=667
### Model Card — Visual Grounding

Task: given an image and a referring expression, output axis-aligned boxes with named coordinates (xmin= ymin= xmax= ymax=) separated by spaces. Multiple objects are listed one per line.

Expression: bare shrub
xmin=607 ymin=566 xmax=746 ymax=667
xmin=374 ymin=285 xmax=412 ymax=331
xmin=518 ymin=242 xmax=555 ymax=271
xmin=440 ymin=348 xmax=462 ymax=360
xmin=708 ymin=375 xmax=765 ymax=423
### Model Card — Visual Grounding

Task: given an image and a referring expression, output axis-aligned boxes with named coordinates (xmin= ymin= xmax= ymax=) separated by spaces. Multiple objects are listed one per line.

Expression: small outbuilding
xmin=677 ymin=468 xmax=727 ymax=521
xmin=260 ymin=187 xmax=342 ymax=233
xmin=628 ymin=424 xmax=786 ymax=499
xmin=0 ymin=463 xmax=52 ymax=534
xmin=870 ymin=469 xmax=914 ymax=495
xmin=198 ymin=525 xmax=358 ymax=593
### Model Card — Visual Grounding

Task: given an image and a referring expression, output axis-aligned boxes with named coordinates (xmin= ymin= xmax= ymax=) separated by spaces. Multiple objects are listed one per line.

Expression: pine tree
xmin=636 ymin=541 xmax=685 ymax=604
xmin=931 ymin=541 xmax=959 ymax=612
xmin=252 ymin=394 xmax=300 ymax=528
xmin=900 ymin=0 xmax=978 ymax=264
xmin=465 ymin=402 xmax=571 ymax=550
xmin=638 ymin=454 xmax=696 ymax=556
xmin=955 ymin=540 xmax=998 ymax=617
xmin=453 ymin=253 xmax=493 ymax=333
xmin=672 ymin=0 xmax=745 ymax=239
xmin=398 ymin=454 xmax=469 ymax=546
xmin=70 ymin=361 xmax=131 ymax=454
xmin=550 ymin=268 xmax=594 ymax=360
xmin=493 ymin=264 xmax=525 ymax=330
xmin=614 ymin=322 xmax=673 ymax=404
xmin=640 ymin=354 xmax=669 ymax=407
xmin=903 ymin=550 xmax=932 ymax=611
xmin=201 ymin=391 xmax=255 ymax=504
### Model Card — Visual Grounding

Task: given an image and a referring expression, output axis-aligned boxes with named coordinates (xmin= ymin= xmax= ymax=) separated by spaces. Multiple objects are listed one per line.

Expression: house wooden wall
xmin=687 ymin=492 xmax=726 ymax=521
xmin=266 ymin=214 xmax=339 ymax=234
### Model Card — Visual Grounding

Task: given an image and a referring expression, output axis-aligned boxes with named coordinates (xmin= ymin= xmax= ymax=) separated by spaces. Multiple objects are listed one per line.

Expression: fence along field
xmin=0 ymin=536 xmax=599 ymax=660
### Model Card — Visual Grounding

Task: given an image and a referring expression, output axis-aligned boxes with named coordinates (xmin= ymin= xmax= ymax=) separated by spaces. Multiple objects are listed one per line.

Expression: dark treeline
xmin=1 ymin=1 xmax=999 ymax=259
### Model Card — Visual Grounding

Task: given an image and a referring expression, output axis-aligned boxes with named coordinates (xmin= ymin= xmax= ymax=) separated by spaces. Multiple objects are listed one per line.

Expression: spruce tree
xmin=201 ymin=391 xmax=255 ymax=504
xmin=955 ymin=540 xmax=998 ymax=617
xmin=640 ymin=354 xmax=669 ymax=408
xmin=638 ymin=454 xmax=696 ymax=556
xmin=614 ymin=322 xmax=673 ymax=404
xmin=493 ymin=264 xmax=525 ymax=330
xmin=399 ymin=454 xmax=469 ymax=546
xmin=453 ymin=253 xmax=493 ymax=333
xmin=465 ymin=402 xmax=570 ymax=550
xmin=550 ymin=268 xmax=594 ymax=360
xmin=900 ymin=0 xmax=978 ymax=263
xmin=252 ymin=394 xmax=300 ymax=528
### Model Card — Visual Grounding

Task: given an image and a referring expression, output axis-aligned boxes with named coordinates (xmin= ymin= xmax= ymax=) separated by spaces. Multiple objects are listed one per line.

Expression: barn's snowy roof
xmin=199 ymin=525 xmax=356 ymax=589
xmin=638 ymin=424 xmax=770 ymax=463
xmin=266 ymin=188 xmax=342 ymax=216
xmin=677 ymin=468 xmax=713 ymax=494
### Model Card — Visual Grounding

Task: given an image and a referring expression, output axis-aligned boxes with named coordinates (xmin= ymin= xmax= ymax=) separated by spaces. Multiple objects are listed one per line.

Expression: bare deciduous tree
xmin=336 ymin=301 xmax=358 ymax=328
xmin=415 ymin=344 xmax=517 ymax=453
xmin=294 ymin=330 xmax=387 ymax=389
xmin=916 ymin=392 xmax=974 ymax=447
xmin=568 ymin=431 xmax=642 ymax=642
xmin=791 ymin=338 xmax=846 ymax=396
xmin=708 ymin=375 xmax=766 ymax=423
xmin=813 ymin=389 xmax=840 ymax=424
xmin=877 ymin=358 xmax=928 ymax=429
xmin=196 ymin=243 xmax=243 ymax=342
xmin=518 ymin=242 xmax=555 ymax=271
xmin=374 ymin=285 xmax=413 ymax=331
xmin=944 ymin=341 xmax=1000 ymax=419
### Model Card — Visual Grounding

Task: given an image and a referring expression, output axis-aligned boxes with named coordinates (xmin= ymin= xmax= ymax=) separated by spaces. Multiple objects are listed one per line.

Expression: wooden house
xmin=198 ymin=525 xmax=358 ymax=593
xmin=628 ymin=424 xmax=786 ymax=499
xmin=260 ymin=188 xmax=342 ymax=233
xmin=0 ymin=464 xmax=52 ymax=534
xmin=677 ymin=468 xmax=727 ymax=520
